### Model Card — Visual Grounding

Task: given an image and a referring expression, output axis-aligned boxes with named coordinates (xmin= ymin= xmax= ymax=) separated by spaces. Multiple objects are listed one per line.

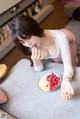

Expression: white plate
xmin=39 ymin=72 xmax=61 ymax=91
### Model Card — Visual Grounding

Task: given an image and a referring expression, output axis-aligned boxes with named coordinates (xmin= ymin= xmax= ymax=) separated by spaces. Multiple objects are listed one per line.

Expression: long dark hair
xmin=12 ymin=15 xmax=44 ymax=66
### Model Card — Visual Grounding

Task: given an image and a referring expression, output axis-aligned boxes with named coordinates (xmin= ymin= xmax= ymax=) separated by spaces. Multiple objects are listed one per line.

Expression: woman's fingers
xmin=63 ymin=91 xmax=73 ymax=100
xmin=40 ymin=52 xmax=43 ymax=59
xmin=31 ymin=47 xmax=41 ymax=60
xmin=61 ymin=80 xmax=74 ymax=100
xmin=31 ymin=47 xmax=35 ymax=59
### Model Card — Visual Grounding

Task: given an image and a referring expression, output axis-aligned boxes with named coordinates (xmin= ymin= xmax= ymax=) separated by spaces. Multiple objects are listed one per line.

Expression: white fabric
xmin=34 ymin=30 xmax=74 ymax=79
xmin=34 ymin=64 xmax=44 ymax=72
xmin=52 ymin=30 xmax=74 ymax=78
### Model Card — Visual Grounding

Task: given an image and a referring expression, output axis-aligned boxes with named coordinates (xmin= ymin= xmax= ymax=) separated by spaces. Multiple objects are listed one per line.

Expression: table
xmin=0 ymin=59 xmax=80 ymax=119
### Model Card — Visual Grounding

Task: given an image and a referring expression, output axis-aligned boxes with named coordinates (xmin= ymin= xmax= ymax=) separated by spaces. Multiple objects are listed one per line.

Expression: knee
xmin=0 ymin=89 xmax=8 ymax=104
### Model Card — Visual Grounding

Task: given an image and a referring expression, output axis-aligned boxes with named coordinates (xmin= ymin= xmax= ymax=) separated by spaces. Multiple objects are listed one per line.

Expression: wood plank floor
xmin=0 ymin=0 xmax=70 ymax=71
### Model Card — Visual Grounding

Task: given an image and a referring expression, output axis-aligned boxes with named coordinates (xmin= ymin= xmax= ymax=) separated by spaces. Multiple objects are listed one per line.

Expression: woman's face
xmin=17 ymin=35 xmax=41 ymax=48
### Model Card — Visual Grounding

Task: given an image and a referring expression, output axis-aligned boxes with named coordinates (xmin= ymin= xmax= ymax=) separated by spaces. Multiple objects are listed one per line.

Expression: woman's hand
xmin=31 ymin=46 xmax=43 ymax=66
xmin=61 ymin=79 xmax=74 ymax=100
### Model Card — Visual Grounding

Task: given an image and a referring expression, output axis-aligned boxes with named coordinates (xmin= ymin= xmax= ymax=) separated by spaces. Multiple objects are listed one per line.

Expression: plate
xmin=39 ymin=72 xmax=61 ymax=91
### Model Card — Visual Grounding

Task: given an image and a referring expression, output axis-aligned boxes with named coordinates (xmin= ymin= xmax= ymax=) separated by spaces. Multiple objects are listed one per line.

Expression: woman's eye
xmin=19 ymin=40 xmax=24 ymax=44
xmin=23 ymin=36 xmax=27 ymax=39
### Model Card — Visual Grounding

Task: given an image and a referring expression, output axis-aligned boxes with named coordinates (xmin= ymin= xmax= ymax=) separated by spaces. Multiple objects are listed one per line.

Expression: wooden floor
xmin=40 ymin=0 xmax=69 ymax=29
xmin=0 ymin=0 xmax=70 ymax=71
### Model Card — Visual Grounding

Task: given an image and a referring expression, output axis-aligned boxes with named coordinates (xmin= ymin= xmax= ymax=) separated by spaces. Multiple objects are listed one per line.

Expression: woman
xmin=13 ymin=15 xmax=80 ymax=100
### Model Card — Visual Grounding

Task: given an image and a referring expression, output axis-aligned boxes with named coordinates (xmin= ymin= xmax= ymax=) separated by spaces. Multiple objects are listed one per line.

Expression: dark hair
xmin=13 ymin=15 xmax=44 ymax=39
xmin=12 ymin=15 xmax=44 ymax=66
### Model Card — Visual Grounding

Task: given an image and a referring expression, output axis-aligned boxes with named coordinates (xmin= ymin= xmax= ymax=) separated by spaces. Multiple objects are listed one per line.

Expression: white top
xmin=34 ymin=30 xmax=74 ymax=79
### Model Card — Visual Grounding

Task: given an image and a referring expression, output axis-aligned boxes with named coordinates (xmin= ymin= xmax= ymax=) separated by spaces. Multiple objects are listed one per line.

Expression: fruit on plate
xmin=39 ymin=73 xmax=61 ymax=91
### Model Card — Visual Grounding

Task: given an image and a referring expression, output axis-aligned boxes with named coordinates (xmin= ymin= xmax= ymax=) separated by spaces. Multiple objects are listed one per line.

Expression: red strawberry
xmin=46 ymin=73 xmax=61 ymax=90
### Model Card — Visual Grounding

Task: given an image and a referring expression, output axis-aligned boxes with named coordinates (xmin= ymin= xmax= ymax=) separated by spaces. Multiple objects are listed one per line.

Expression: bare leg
xmin=0 ymin=89 xmax=8 ymax=104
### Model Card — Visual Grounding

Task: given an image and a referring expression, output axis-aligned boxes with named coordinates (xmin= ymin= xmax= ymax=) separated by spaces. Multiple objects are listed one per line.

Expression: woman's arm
xmin=57 ymin=31 xmax=74 ymax=80
xmin=57 ymin=31 xmax=74 ymax=99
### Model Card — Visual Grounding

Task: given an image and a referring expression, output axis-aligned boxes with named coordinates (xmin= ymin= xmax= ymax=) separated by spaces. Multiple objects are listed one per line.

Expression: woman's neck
xmin=40 ymin=30 xmax=54 ymax=47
